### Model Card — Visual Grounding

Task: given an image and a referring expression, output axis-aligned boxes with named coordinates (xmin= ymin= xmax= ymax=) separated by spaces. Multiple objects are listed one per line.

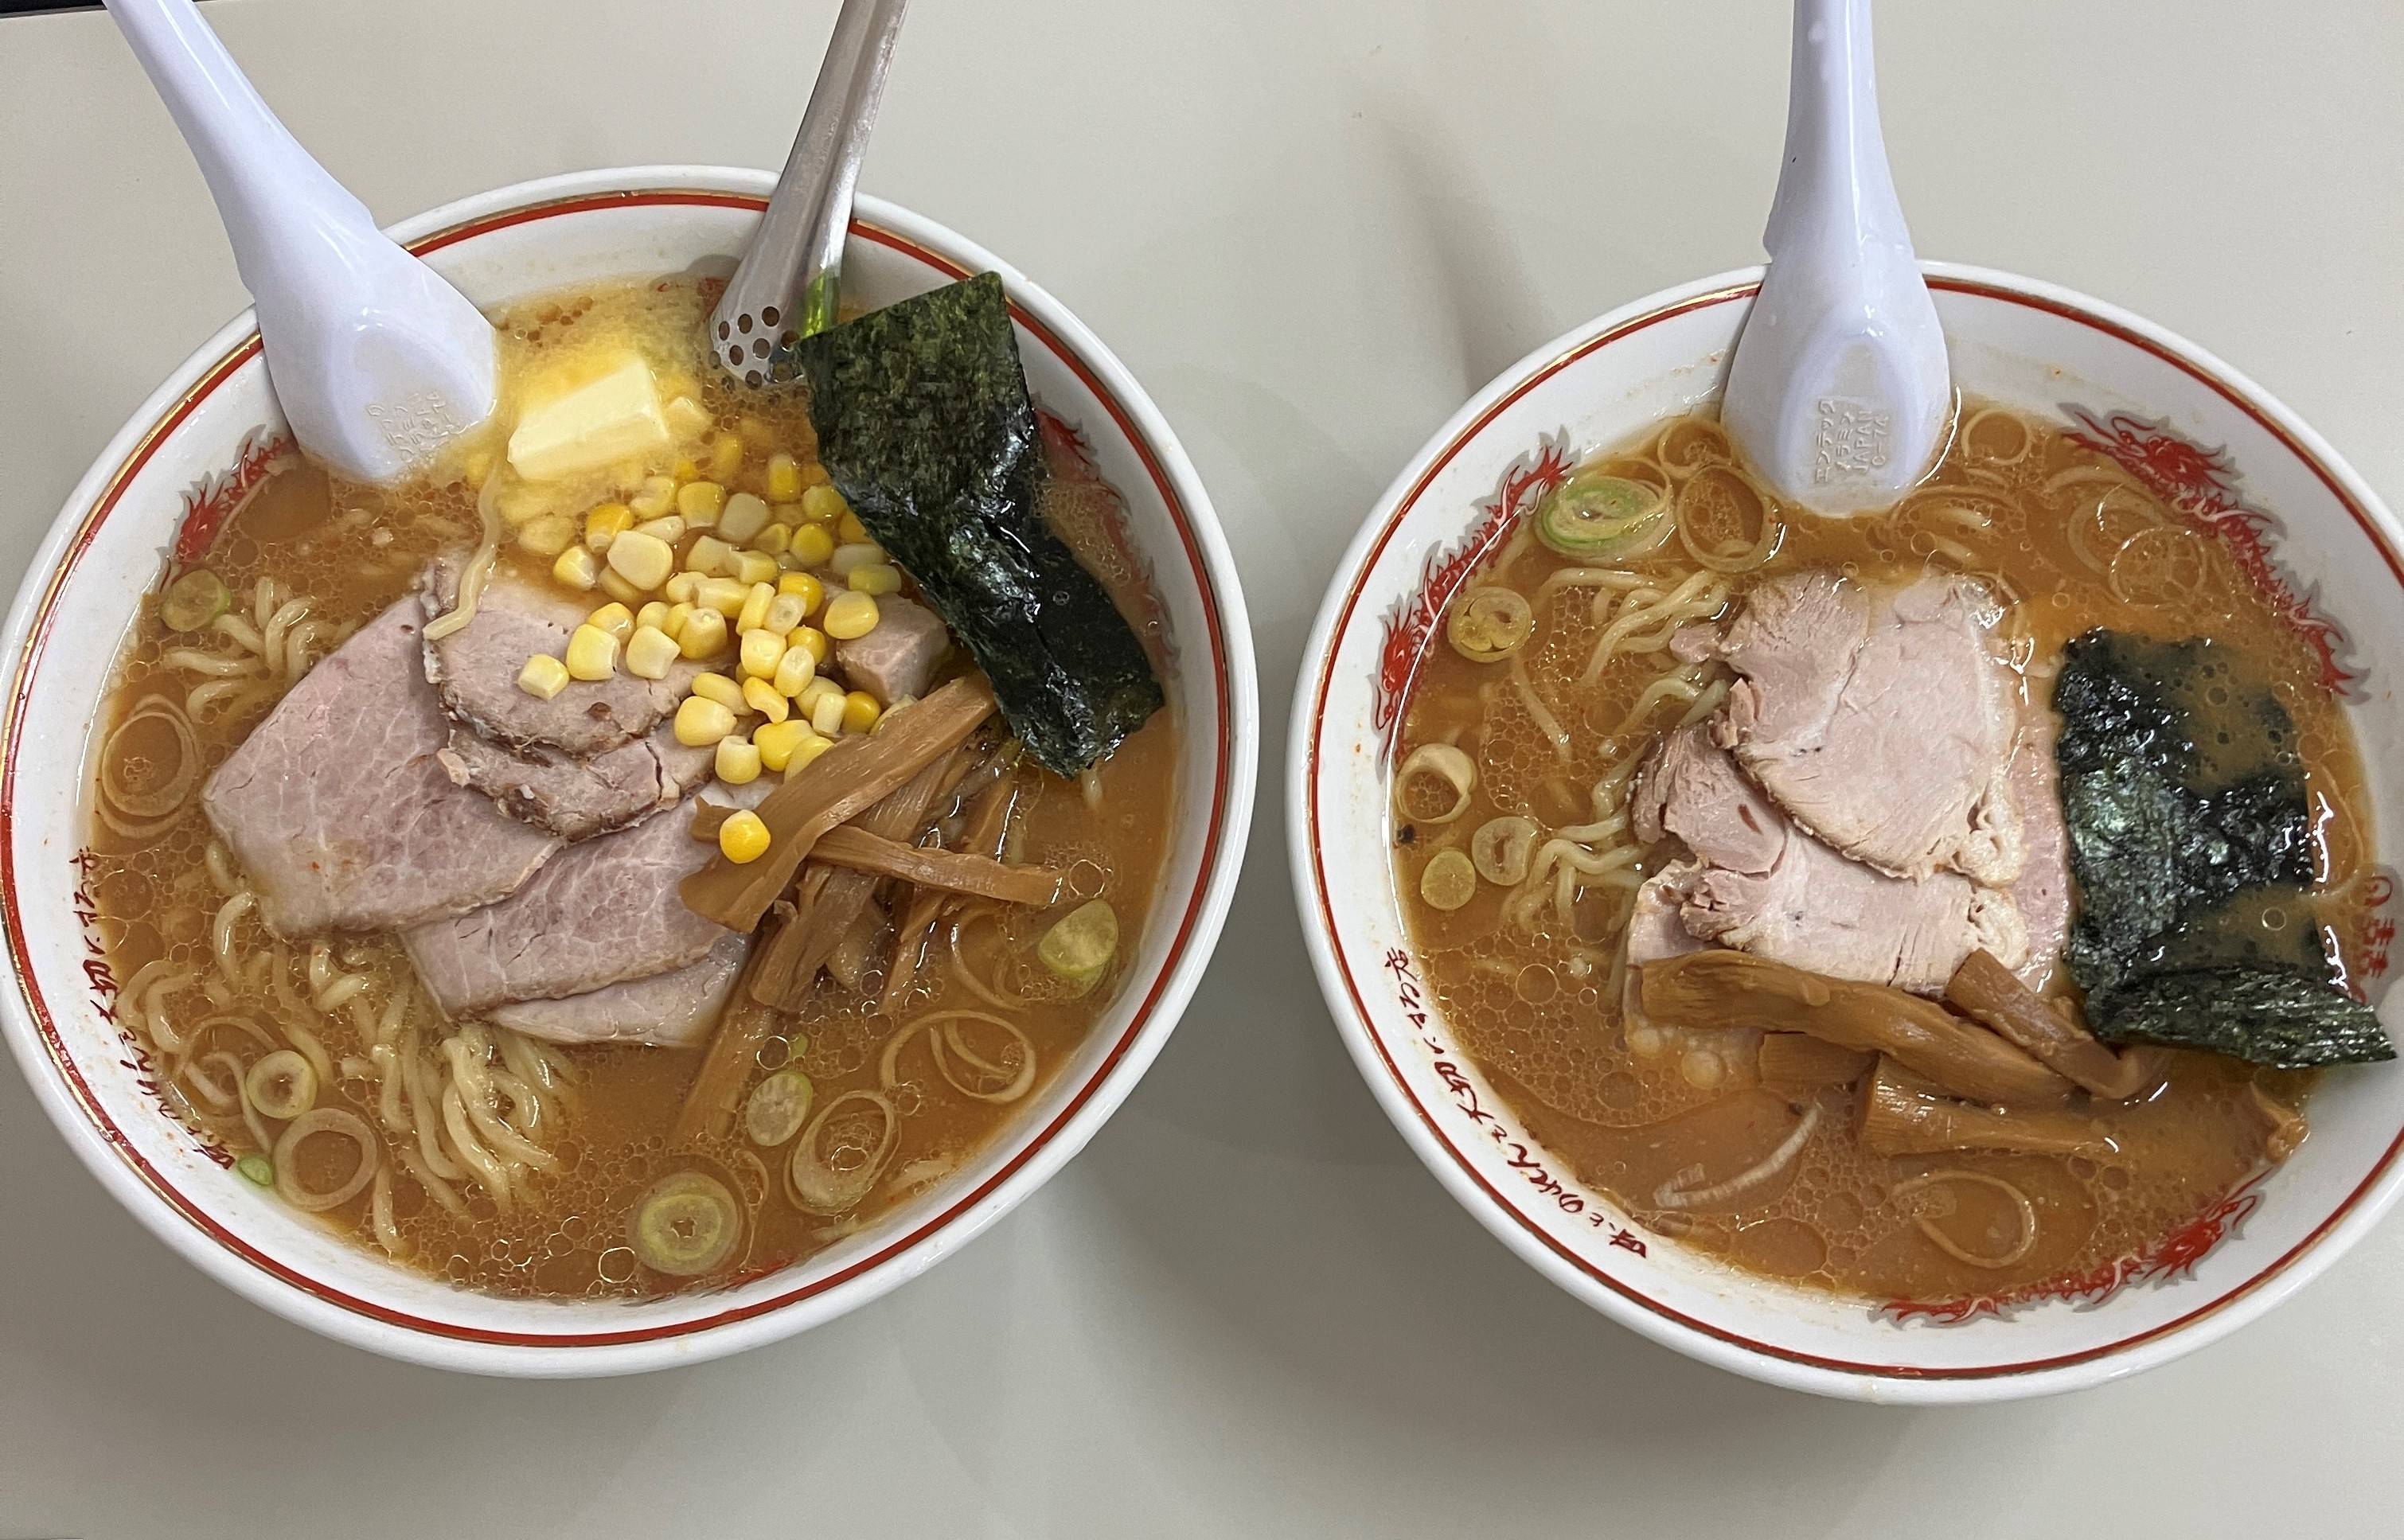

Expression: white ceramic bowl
xmin=1291 ymin=263 xmax=2404 ymax=1403
xmin=0 ymin=167 xmax=1256 ymax=1377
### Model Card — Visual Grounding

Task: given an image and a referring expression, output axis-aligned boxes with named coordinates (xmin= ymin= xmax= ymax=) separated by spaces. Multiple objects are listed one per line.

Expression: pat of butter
xmin=506 ymin=357 xmax=670 ymax=481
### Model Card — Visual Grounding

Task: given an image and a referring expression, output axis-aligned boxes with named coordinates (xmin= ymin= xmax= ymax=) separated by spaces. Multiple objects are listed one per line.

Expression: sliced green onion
xmin=236 ymin=1152 xmax=274 ymax=1187
xmin=1037 ymin=899 xmax=1118 ymax=996
xmin=630 ymin=1171 xmax=741 ymax=1277
xmin=1533 ymin=470 xmax=1672 ymax=562
xmin=1448 ymin=587 xmax=1534 ymax=663
xmin=743 ymin=1068 xmax=815 ymax=1148
xmin=161 ymin=569 xmax=231 ymax=633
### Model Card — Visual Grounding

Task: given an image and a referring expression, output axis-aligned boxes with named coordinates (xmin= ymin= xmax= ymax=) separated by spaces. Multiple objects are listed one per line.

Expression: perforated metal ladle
xmin=708 ymin=0 xmax=910 ymax=387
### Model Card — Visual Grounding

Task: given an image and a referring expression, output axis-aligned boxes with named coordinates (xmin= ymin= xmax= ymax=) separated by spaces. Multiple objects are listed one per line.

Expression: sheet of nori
xmin=2053 ymin=630 xmax=2390 ymax=1064
xmin=790 ymin=273 xmax=1164 ymax=778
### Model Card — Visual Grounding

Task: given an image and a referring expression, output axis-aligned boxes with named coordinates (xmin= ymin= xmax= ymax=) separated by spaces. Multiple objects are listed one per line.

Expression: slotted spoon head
xmin=709 ymin=0 xmax=909 ymax=388
xmin=1721 ymin=0 xmax=1950 ymax=517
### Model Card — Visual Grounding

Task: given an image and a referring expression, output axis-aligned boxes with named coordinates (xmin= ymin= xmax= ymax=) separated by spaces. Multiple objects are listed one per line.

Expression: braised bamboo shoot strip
xmin=1639 ymin=950 xmax=2073 ymax=1109
xmin=825 ymin=901 xmax=889 ymax=992
xmin=1755 ymin=1032 xmax=1875 ymax=1094
xmin=880 ymin=770 xmax=1021 ymax=1015
xmin=747 ymin=747 xmax=978 ymax=1012
xmin=673 ymin=926 xmax=788 ymax=1143
xmin=689 ymin=804 xmax=1061 ymax=906
xmin=1859 ymin=1057 xmax=2115 ymax=1158
xmin=1943 ymin=949 xmax=2152 ymax=1100
xmin=681 ymin=675 xmax=997 ymax=930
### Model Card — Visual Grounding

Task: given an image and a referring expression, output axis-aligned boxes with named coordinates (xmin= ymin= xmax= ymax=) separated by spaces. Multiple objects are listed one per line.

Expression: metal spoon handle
xmin=710 ymin=0 xmax=908 ymax=386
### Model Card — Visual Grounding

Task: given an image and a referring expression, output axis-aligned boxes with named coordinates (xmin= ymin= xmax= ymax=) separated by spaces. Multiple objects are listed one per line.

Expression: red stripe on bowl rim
xmin=1304 ymin=273 xmax=2404 ymax=1383
xmin=2 ymin=189 xmax=1237 ymax=1350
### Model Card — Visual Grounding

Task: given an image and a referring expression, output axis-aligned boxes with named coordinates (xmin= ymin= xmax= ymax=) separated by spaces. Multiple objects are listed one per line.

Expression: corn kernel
xmin=630 ymin=475 xmax=678 ymax=518
xmin=796 ymin=675 xmax=844 ymax=713
xmin=661 ymin=601 xmax=695 ymax=639
xmin=776 ymin=572 xmax=824 ymax=611
xmin=678 ymin=481 xmax=727 ymax=524
xmin=822 ymin=591 xmax=880 ymax=640
xmin=736 ymin=582 xmax=775 ymax=635
xmin=681 ymin=535 xmax=732 ymax=579
xmin=587 ymin=602 xmax=636 ymax=641
xmin=841 ymin=690 xmax=883 ymax=735
xmin=517 ymin=513 xmax=576 ymax=558
xmin=739 ymin=626 xmax=786 ymax=680
xmin=716 ymin=734 xmax=763 ymax=786
xmin=664 ymin=396 xmax=712 ymax=442
xmin=674 ymin=695 xmax=738 ymax=748
xmin=762 ymin=592 xmax=808 ymax=634
xmin=663 ymin=571 xmax=701 ymax=604
xmin=764 ymin=453 xmax=804 ymax=503
xmin=751 ymin=522 xmax=791 ymax=556
xmin=496 ymin=484 xmax=553 ymax=528
xmin=742 ymin=676 xmax=790 ymax=722
xmin=677 ymin=606 xmax=729 ymax=659
xmin=598 ymin=569 xmax=643 ymax=606
xmin=708 ymin=431 xmax=743 ymax=482
xmin=800 ymin=484 xmax=847 ymax=525
xmin=517 ymin=653 xmax=570 ymax=700
xmin=718 ymin=807 xmax=771 ymax=863
xmin=697 ymin=577 xmax=747 ymax=617
xmin=635 ymin=601 xmax=669 ymax=633
xmin=811 ymin=692 xmax=848 ymax=736
xmin=838 ymin=510 xmax=871 ymax=544
xmin=771 ymin=501 xmax=808 ymax=528
xmin=734 ymin=551 xmax=779 ymax=587
xmin=829 ymin=542 xmax=885 ymax=579
xmin=607 ymin=530 xmax=675 ymax=591
xmin=802 ymin=459 xmax=831 ymax=487
xmin=583 ymin=503 xmax=634 ymax=551
xmin=692 ymin=672 xmax=747 ymax=712
xmin=787 ymin=732 xmax=835 ymax=774
xmin=673 ymin=457 xmax=701 ymax=481
xmin=753 ymin=718 xmax=817 ymax=772
xmin=789 ymin=625 xmax=831 ymax=664
xmin=564 ymin=623 xmax=620 ymax=681
xmin=625 ymin=624 xmax=681 ymax=680
xmin=634 ymin=514 xmax=686 ymax=544
xmin=771 ymin=642 xmax=818 ymax=697
xmin=847 ymin=563 xmax=903 ymax=596
xmin=787 ymin=524 xmax=836 ymax=568
xmin=553 ymin=546 xmax=602 ymax=590
xmin=719 ymin=491 xmax=772 ymax=545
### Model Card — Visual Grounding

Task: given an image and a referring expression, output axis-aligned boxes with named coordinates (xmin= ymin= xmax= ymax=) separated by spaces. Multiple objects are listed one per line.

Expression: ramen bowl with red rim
xmin=1290 ymin=263 xmax=2404 ymax=1403
xmin=0 ymin=166 xmax=1256 ymax=1377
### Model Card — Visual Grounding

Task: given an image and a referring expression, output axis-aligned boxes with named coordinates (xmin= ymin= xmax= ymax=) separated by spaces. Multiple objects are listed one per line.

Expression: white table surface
xmin=4 ymin=2 xmax=2402 ymax=1534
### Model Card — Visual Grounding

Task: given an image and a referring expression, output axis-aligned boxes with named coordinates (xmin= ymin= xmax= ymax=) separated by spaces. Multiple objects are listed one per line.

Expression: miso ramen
xmin=1392 ymin=403 xmax=2390 ymax=1302
xmin=85 ymin=274 xmax=1177 ymax=1298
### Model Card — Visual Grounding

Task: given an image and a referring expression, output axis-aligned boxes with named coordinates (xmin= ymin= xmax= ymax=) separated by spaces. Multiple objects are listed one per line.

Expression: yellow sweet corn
xmin=771 ymin=501 xmax=808 ymax=528
xmin=751 ymin=523 xmax=790 ymax=557
xmin=677 ymin=606 xmax=728 ymax=659
xmin=838 ymin=509 xmax=871 ymax=544
xmin=718 ymin=808 xmax=771 ymax=863
xmin=597 ymin=569 xmax=644 ymax=606
xmin=583 ymin=503 xmax=634 ymax=551
xmin=517 ymin=513 xmax=576 ymax=558
xmin=777 ymin=572 xmax=825 ymax=614
xmin=788 ymin=625 xmax=830 ymax=664
xmin=771 ymin=641 xmax=818 ymax=697
xmin=787 ymin=524 xmax=836 ymax=569
xmin=787 ymin=732 xmax=835 ymax=774
xmin=735 ymin=551 xmax=779 ymax=587
xmin=715 ymin=734 xmax=762 ymax=786
xmin=802 ymin=459 xmax=831 ymax=488
xmin=674 ymin=695 xmax=738 ymax=748
xmin=847 ymin=563 xmax=903 ymax=596
xmin=552 ymin=545 xmax=602 ymax=590
xmin=625 ymin=624 xmax=680 ymax=680
xmin=822 ymin=591 xmax=880 ymax=641
xmin=800 ymin=484 xmax=847 ymax=525
xmin=673 ymin=456 xmax=701 ymax=481
xmin=829 ymin=542 xmax=884 ymax=578
xmin=661 ymin=601 xmax=695 ymax=639
xmin=517 ymin=653 xmax=570 ymax=700
xmin=635 ymin=600 xmax=670 ymax=633
xmin=708 ymin=431 xmax=743 ymax=482
xmin=564 ymin=624 xmax=620 ymax=681
xmin=741 ymin=676 xmax=790 ymax=722
xmin=762 ymin=592 xmax=808 ymax=634
xmin=736 ymin=583 xmax=775 ymax=635
xmin=738 ymin=626 xmax=786 ymax=680
xmin=697 ymin=576 xmax=748 ymax=617
xmin=678 ymin=480 xmax=727 ymax=525
xmin=841 ymin=690 xmax=882 ymax=735
xmin=629 ymin=475 xmax=678 ymax=518
xmin=663 ymin=571 xmax=701 ymax=604
xmin=587 ymin=602 xmax=636 ymax=642
xmin=685 ymin=535 xmax=738 ymax=578
xmin=765 ymin=453 xmax=805 ymax=503
xmin=796 ymin=676 xmax=844 ymax=715
xmin=691 ymin=672 xmax=747 ymax=712
xmin=718 ymin=492 xmax=772 ymax=545
xmin=752 ymin=717 xmax=817 ymax=773
xmin=607 ymin=530 xmax=675 ymax=591
xmin=633 ymin=513 xmax=686 ymax=544
xmin=810 ymin=691 xmax=848 ymax=736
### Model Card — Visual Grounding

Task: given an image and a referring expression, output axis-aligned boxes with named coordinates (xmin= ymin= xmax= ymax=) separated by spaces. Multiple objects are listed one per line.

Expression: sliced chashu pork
xmin=1628 ymin=723 xmax=2024 ymax=993
xmin=490 ymin=931 xmax=747 ymax=1048
xmin=419 ymin=556 xmax=704 ymax=754
xmin=201 ymin=595 xmax=561 ymax=936
xmin=1681 ymin=571 xmax=2024 ymax=884
xmin=438 ymin=719 xmax=713 ymax=842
